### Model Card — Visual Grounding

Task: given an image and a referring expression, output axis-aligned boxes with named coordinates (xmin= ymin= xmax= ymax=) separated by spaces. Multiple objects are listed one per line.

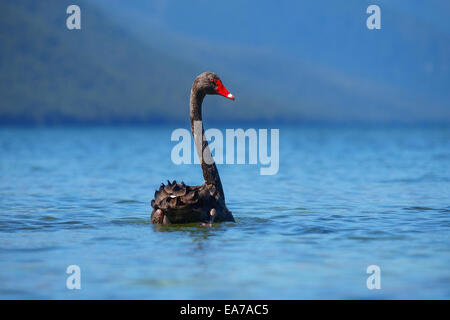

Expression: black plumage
xmin=150 ymin=72 xmax=235 ymax=224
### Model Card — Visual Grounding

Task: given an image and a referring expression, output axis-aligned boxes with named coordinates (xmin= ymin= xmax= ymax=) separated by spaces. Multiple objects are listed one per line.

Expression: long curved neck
xmin=190 ymin=86 xmax=225 ymax=200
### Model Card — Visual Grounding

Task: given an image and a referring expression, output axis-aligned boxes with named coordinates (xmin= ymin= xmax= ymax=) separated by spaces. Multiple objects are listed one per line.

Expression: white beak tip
xmin=227 ymin=93 xmax=234 ymax=100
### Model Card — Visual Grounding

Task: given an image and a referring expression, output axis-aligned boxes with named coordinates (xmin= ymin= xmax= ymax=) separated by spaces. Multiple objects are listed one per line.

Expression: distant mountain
xmin=0 ymin=0 xmax=449 ymax=125
xmin=92 ymin=0 xmax=450 ymax=124
xmin=0 ymin=0 xmax=279 ymax=125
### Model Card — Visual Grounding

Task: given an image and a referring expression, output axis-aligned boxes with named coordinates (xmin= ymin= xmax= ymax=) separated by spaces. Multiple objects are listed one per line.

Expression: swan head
xmin=194 ymin=72 xmax=235 ymax=100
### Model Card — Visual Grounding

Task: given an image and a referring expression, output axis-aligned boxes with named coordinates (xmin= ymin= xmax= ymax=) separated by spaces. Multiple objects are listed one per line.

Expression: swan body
xmin=151 ymin=181 xmax=233 ymax=224
xmin=150 ymin=72 xmax=235 ymax=225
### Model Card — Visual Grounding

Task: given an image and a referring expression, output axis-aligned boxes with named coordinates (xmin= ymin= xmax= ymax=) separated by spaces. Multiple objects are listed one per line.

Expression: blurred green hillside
xmin=93 ymin=0 xmax=450 ymax=125
xmin=0 ymin=0 xmax=274 ymax=124
xmin=1 ymin=0 xmax=449 ymax=125
xmin=0 ymin=0 xmax=198 ymax=124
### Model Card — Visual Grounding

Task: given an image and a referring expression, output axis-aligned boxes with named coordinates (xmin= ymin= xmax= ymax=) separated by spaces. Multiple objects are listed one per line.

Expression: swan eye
xmin=210 ymin=78 xmax=215 ymax=83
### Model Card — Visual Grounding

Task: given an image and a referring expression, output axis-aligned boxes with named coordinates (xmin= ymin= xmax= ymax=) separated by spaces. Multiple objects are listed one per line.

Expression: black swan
xmin=150 ymin=72 xmax=235 ymax=225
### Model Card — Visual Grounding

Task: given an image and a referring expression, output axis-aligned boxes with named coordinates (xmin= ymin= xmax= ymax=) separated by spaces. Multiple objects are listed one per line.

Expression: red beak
xmin=215 ymin=79 xmax=235 ymax=100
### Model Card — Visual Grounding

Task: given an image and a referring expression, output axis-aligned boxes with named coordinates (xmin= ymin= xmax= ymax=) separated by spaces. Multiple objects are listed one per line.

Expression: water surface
xmin=0 ymin=126 xmax=449 ymax=299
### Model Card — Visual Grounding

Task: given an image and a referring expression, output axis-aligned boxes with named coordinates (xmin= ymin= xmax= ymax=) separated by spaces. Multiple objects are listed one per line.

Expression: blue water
xmin=0 ymin=126 xmax=449 ymax=299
